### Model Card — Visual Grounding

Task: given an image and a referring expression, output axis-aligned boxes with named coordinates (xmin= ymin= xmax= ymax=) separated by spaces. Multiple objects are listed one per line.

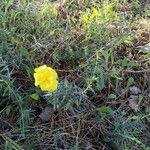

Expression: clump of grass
xmin=0 ymin=0 xmax=149 ymax=149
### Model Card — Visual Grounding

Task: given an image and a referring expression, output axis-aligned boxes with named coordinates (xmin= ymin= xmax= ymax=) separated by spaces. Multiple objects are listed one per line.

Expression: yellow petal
xmin=46 ymin=67 xmax=58 ymax=79
xmin=39 ymin=80 xmax=58 ymax=92
xmin=39 ymin=81 xmax=50 ymax=91
xmin=34 ymin=72 xmax=46 ymax=86
xmin=34 ymin=65 xmax=47 ymax=73
xmin=49 ymin=79 xmax=58 ymax=91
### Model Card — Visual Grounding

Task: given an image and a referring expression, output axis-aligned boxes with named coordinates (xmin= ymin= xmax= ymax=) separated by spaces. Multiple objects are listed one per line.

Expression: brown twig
xmin=123 ymin=69 xmax=150 ymax=73
xmin=56 ymin=69 xmax=77 ymax=72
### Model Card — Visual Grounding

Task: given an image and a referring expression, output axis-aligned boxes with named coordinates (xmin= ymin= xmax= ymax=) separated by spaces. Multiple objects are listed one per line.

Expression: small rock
xmin=39 ymin=107 xmax=53 ymax=122
xmin=127 ymin=52 xmax=133 ymax=59
xmin=128 ymin=95 xmax=139 ymax=112
xmin=136 ymin=43 xmax=150 ymax=54
xmin=129 ymin=86 xmax=141 ymax=95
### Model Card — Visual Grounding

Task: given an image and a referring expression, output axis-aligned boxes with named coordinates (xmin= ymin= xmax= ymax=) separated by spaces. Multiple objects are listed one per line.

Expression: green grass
xmin=0 ymin=0 xmax=150 ymax=149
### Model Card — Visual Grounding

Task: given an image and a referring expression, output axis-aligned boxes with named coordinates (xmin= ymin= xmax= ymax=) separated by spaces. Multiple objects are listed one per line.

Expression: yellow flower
xmin=34 ymin=65 xmax=58 ymax=92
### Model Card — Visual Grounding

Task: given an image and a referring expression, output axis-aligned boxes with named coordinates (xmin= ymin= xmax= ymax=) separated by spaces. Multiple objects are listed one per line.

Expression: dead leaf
xmin=136 ymin=43 xmax=150 ymax=54
xmin=128 ymin=95 xmax=139 ymax=112
xmin=129 ymin=86 xmax=141 ymax=95
xmin=39 ymin=107 xmax=53 ymax=122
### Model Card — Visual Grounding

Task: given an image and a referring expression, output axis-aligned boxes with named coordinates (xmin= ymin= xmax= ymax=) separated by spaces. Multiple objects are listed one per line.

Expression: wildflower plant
xmin=44 ymin=79 xmax=88 ymax=112
xmin=82 ymin=2 xmax=120 ymax=30
xmin=0 ymin=0 xmax=149 ymax=149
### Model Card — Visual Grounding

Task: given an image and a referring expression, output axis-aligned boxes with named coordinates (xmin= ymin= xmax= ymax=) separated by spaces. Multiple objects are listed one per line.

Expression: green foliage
xmin=0 ymin=0 xmax=149 ymax=149
xmin=3 ymin=136 xmax=24 ymax=150
xmin=122 ymin=35 xmax=135 ymax=45
xmin=108 ymin=93 xmax=117 ymax=100
xmin=82 ymin=2 xmax=119 ymax=29
xmin=126 ymin=77 xmax=135 ymax=88
xmin=96 ymin=110 xmax=149 ymax=150
xmin=44 ymin=79 xmax=88 ymax=113
xmin=81 ymin=49 xmax=123 ymax=93
xmin=97 ymin=106 xmax=113 ymax=115
xmin=30 ymin=93 xmax=40 ymax=101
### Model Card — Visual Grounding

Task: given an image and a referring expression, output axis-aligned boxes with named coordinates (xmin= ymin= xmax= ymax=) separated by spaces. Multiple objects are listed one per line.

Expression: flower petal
xmin=34 ymin=72 xmax=46 ymax=86
xmin=46 ymin=67 xmax=58 ymax=79
xmin=34 ymin=65 xmax=47 ymax=73
xmin=40 ymin=80 xmax=58 ymax=92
